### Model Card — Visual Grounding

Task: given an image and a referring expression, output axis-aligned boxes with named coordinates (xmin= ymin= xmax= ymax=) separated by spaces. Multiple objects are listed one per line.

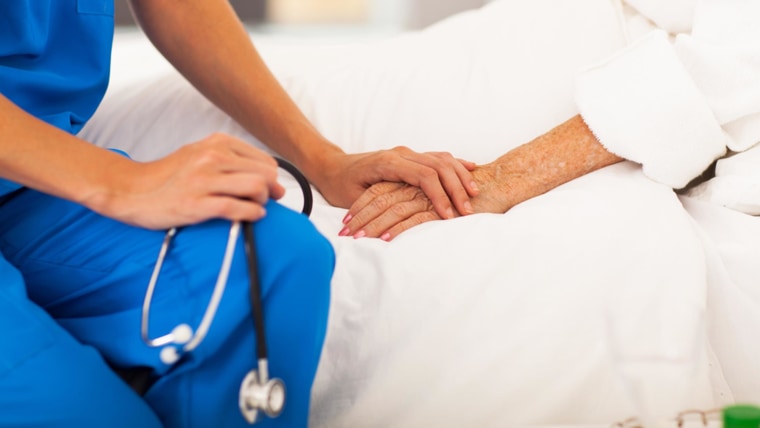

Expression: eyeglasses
xmin=610 ymin=408 xmax=722 ymax=428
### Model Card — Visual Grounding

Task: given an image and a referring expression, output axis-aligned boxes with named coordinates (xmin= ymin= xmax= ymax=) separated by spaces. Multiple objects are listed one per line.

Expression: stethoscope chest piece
xmin=239 ymin=365 xmax=286 ymax=424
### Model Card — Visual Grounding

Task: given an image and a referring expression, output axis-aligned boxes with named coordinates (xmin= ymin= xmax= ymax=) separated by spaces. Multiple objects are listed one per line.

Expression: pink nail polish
xmin=353 ymin=230 xmax=367 ymax=239
xmin=338 ymin=226 xmax=350 ymax=237
xmin=380 ymin=233 xmax=391 ymax=241
xmin=342 ymin=213 xmax=353 ymax=224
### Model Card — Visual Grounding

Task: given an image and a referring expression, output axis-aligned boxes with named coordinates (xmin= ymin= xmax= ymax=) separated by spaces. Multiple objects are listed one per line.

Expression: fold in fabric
xmin=576 ymin=30 xmax=727 ymax=189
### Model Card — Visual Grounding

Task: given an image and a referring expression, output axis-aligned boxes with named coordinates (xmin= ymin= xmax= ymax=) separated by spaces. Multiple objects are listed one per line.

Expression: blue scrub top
xmin=0 ymin=0 xmax=115 ymax=196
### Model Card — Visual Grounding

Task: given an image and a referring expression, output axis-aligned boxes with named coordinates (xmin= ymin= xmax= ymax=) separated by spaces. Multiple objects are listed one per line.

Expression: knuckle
xmin=410 ymin=212 xmax=435 ymax=226
xmin=200 ymin=133 xmax=221 ymax=147
xmin=419 ymin=168 xmax=438 ymax=181
xmin=209 ymin=132 xmax=229 ymax=142
xmin=368 ymin=182 xmax=391 ymax=197
xmin=259 ymin=166 xmax=278 ymax=183
xmin=401 ymin=185 xmax=421 ymax=199
xmin=370 ymin=193 xmax=393 ymax=212
xmin=412 ymin=187 xmax=428 ymax=200
xmin=213 ymin=198 xmax=235 ymax=217
xmin=249 ymin=178 xmax=270 ymax=199
xmin=247 ymin=173 xmax=264 ymax=187
xmin=350 ymin=211 xmax=371 ymax=227
xmin=263 ymin=154 xmax=278 ymax=167
xmin=361 ymin=222 xmax=381 ymax=236
xmin=389 ymin=203 xmax=409 ymax=218
xmin=380 ymin=151 xmax=399 ymax=164
xmin=197 ymin=153 xmax=223 ymax=168
xmin=428 ymin=157 xmax=444 ymax=170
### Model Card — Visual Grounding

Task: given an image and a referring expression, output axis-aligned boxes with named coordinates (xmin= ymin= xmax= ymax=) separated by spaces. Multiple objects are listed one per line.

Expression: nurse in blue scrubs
xmin=0 ymin=1 xmax=476 ymax=426
xmin=0 ymin=1 xmax=334 ymax=427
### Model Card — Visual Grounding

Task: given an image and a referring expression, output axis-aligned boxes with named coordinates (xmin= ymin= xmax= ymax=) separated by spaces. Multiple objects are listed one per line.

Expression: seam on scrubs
xmin=15 ymin=252 xmax=112 ymax=275
xmin=76 ymin=0 xmax=114 ymax=16
xmin=0 ymin=289 xmax=56 ymax=378
xmin=0 ymin=342 xmax=55 ymax=381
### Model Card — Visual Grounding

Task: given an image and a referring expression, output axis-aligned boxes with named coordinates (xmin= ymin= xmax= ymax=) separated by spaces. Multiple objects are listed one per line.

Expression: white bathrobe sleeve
xmin=575 ymin=0 xmax=760 ymax=189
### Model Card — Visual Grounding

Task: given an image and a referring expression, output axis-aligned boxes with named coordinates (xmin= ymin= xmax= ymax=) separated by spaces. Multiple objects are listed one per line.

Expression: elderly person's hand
xmin=339 ymin=163 xmax=511 ymax=240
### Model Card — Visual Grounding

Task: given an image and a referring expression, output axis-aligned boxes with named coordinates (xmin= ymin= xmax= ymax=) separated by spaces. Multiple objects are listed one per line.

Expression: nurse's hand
xmin=91 ymin=133 xmax=284 ymax=229
xmin=309 ymin=147 xmax=480 ymax=221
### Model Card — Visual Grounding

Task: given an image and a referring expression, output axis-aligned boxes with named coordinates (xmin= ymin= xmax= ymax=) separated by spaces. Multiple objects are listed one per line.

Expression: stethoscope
xmin=141 ymin=158 xmax=313 ymax=424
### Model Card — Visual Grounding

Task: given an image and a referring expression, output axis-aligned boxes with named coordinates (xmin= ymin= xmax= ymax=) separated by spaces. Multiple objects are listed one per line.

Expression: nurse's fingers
xmin=395 ymin=148 xmax=478 ymax=213
xmin=202 ymin=133 xmax=278 ymax=167
xmin=124 ymin=138 xmax=285 ymax=228
xmin=371 ymin=147 xmax=476 ymax=220
xmin=200 ymin=196 xmax=269 ymax=223
xmin=181 ymin=136 xmax=285 ymax=200
xmin=206 ymin=172 xmax=285 ymax=205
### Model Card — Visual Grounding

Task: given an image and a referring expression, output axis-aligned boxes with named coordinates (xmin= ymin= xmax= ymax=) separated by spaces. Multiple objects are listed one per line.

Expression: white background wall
xmin=370 ymin=0 xmax=488 ymax=29
xmin=406 ymin=0 xmax=488 ymax=28
xmin=115 ymin=0 xmax=490 ymax=31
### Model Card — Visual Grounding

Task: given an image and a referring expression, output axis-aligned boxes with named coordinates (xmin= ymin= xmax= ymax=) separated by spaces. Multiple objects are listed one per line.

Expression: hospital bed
xmin=81 ymin=0 xmax=760 ymax=426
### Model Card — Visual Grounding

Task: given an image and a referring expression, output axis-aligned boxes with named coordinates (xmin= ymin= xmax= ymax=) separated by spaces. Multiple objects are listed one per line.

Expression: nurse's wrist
xmin=78 ymin=156 xmax=148 ymax=224
xmin=297 ymin=143 xmax=346 ymax=196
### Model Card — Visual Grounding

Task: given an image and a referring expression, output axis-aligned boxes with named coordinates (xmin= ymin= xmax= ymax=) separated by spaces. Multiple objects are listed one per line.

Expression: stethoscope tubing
xmin=186 ymin=220 xmax=240 ymax=351
xmin=141 ymin=221 xmax=240 ymax=355
xmin=141 ymin=227 xmax=177 ymax=348
xmin=141 ymin=157 xmax=313 ymax=361
xmin=243 ymin=221 xmax=268 ymax=360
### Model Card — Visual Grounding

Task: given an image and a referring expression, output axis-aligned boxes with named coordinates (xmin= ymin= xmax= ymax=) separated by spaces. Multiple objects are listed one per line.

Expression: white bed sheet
xmin=82 ymin=1 xmax=760 ymax=426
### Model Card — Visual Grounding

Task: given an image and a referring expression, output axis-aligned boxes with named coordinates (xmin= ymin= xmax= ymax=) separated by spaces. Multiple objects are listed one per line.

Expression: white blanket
xmin=82 ymin=0 xmax=760 ymax=426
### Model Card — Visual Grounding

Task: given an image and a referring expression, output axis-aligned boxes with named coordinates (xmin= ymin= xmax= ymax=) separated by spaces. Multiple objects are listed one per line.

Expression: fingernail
xmin=342 ymin=213 xmax=352 ymax=224
xmin=470 ymin=181 xmax=479 ymax=192
xmin=380 ymin=232 xmax=391 ymax=241
xmin=353 ymin=230 xmax=367 ymax=239
xmin=446 ymin=207 xmax=454 ymax=219
xmin=464 ymin=201 xmax=473 ymax=214
xmin=338 ymin=226 xmax=350 ymax=237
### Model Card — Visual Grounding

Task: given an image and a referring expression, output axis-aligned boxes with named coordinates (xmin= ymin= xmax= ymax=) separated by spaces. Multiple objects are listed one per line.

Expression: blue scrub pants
xmin=0 ymin=189 xmax=334 ymax=428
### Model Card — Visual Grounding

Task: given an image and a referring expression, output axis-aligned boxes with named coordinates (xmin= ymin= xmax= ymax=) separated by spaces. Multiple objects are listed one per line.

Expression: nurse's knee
xmin=258 ymin=203 xmax=335 ymax=277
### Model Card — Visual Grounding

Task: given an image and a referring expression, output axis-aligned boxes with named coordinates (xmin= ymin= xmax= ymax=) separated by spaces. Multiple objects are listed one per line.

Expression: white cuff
xmin=576 ymin=30 xmax=727 ymax=189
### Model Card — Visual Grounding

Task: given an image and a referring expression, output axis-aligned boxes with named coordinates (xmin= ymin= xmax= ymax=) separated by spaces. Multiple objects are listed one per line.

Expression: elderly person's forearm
xmin=472 ymin=114 xmax=623 ymax=213
xmin=342 ymin=114 xmax=623 ymax=240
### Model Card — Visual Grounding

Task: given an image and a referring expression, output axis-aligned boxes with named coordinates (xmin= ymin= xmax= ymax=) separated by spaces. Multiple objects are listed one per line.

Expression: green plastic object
xmin=723 ymin=405 xmax=760 ymax=428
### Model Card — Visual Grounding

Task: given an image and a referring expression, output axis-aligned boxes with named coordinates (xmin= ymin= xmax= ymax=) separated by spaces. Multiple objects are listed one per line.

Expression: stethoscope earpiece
xmin=160 ymin=346 xmax=180 ymax=365
xmin=170 ymin=323 xmax=193 ymax=345
xmin=157 ymin=324 xmax=194 ymax=364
